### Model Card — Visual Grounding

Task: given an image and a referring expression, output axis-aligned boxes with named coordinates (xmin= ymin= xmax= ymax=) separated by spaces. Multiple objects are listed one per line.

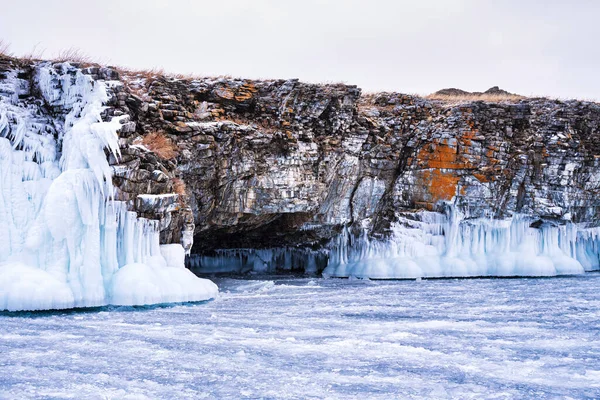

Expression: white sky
xmin=1 ymin=0 xmax=598 ymax=99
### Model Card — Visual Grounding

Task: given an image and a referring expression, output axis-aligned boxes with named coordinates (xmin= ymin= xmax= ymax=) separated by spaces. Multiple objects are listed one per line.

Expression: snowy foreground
xmin=1 ymin=275 xmax=599 ymax=399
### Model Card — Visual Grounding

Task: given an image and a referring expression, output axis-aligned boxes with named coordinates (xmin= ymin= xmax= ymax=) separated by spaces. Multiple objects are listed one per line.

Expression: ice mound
xmin=0 ymin=263 xmax=75 ymax=312
xmin=0 ymin=62 xmax=217 ymax=311
xmin=160 ymin=243 xmax=187 ymax=268
xmin=111 ymin=263 xmax=218 ymax=306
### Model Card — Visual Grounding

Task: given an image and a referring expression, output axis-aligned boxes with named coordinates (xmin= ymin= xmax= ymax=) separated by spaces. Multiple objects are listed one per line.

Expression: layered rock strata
xmin=4 ymin=55 xmax=600 ymax=278
xmin=120 ymin=72 xmax=600 ymax=277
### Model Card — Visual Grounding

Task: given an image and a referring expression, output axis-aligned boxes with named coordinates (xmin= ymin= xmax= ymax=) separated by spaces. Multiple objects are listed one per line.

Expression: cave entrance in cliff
xmin=187 ymin=248 xmax=329 ymax=276
xmin=186 ymin=213 xmax=331 ymax=276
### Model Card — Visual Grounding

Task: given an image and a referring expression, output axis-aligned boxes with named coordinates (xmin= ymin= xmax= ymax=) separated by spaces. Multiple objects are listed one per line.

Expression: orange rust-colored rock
xmin=214 ymin=86 xmax=235 ymax=101
xmin=213 ymin=81 xmax=257 ymax=102
xmin=473 ymin=173 xmax=493 ymax=183
xmin=415 ymin=123 xmax=479 ymax=171
xmin=461 ymin=120 xmax=477 ymax=146
xmin=416 ymin=141 xmax=471 ymax=170
xmin=411 ymin=126 xmax=481 ymax=207
xmin=235 ymin=82 xmax=257 ymax=102
xmin=416 ymin=169 xmax=461 ymax=205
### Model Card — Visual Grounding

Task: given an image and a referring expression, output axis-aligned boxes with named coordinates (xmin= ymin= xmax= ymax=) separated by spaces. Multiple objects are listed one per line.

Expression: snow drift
xmin=0 ymin=62 xmax=217 ymax=311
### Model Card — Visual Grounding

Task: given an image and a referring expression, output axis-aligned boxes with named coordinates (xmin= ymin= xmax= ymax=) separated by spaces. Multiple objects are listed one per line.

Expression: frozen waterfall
xmin=0 ymin=62 xmax=217 ymax=311
xmin=324 ymin=208 xmax=600 ymax=279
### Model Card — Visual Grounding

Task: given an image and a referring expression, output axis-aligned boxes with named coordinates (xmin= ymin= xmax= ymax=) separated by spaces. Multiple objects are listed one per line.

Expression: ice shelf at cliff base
xmin=0 ymin=62 xmax=217 ymax=311
xmin=323 ymin=209 xmax=600 ymax=278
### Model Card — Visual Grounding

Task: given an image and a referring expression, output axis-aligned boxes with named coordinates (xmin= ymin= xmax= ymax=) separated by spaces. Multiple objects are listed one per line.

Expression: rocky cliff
xmin=3 ymin=55 xmax=600 ymax=278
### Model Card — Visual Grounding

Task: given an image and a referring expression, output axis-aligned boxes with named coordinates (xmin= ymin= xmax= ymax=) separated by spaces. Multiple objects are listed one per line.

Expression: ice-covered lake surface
xmin=1 ymin=274 xmax=600 ymax=399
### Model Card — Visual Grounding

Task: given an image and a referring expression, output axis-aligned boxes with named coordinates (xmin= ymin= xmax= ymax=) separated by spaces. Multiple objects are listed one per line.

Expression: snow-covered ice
xmin=1 ymin=275 xmax=599 ymax=399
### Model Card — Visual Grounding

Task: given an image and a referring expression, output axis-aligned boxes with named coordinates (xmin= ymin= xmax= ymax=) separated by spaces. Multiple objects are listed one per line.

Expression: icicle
xmin=323 ymin=207 xmax=599 ymax=279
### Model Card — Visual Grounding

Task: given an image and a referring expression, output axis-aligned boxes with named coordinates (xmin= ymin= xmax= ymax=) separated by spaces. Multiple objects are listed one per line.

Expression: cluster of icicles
xmin=0 ymin=62 xmax=217 ymax=311
xmin=189 ymin=207 xmax=600 ymax=278
xmin=189 ymin=248 xmax=327 ymax=274
xmin=324 ymin=208 xmax=600 ymax=279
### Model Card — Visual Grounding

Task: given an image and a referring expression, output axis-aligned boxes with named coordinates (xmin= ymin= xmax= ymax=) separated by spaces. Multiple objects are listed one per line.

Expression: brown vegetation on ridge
xmin=140 ymin=132 xmax=179 ymax=160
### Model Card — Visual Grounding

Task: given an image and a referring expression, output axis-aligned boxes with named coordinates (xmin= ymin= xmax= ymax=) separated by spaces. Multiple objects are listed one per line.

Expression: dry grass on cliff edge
xmin=0 ymin=40 xmax=12 ymax=58
xmin=52 ymin=47 xmax=97 ymax=65
xmin=426 ymin=92 xmax=525 ymax=104
xmin=20 ymin=44 xmax=46 ymax=62
xmin=140 ymin=132 xmax=178 ymax=160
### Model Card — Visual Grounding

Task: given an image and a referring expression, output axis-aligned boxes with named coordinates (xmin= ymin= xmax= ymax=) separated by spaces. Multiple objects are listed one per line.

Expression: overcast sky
xmin=1 ymin=0 xmax=598 ymax=99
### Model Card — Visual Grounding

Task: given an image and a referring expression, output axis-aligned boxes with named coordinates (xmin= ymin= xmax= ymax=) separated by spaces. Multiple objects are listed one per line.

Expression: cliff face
xmin=111 ymin=70 xmax=600 ymax=275
xmin=3 ymin=56 xmax=600 ymax=278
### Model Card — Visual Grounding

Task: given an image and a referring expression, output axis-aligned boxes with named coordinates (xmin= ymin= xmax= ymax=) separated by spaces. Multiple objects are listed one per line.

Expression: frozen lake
xmin=1 ymin=275 xmax=600 ymax=399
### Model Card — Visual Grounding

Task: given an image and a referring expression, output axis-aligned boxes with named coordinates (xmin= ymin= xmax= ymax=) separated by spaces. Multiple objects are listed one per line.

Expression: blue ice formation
xmin=0 ymin=63 xmax=217 ymax=311
xmin=323 ymin=209 xmax=599 ymax=278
